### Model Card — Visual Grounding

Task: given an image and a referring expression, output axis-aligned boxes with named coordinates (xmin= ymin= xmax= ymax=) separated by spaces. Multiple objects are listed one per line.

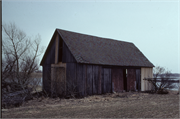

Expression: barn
xmin=40 ymin=29 xmax=154 ymax=97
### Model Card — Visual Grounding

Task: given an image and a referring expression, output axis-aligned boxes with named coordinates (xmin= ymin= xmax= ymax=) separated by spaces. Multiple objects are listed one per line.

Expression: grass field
xmin=2 ymin=90 xmax=179 ymax=118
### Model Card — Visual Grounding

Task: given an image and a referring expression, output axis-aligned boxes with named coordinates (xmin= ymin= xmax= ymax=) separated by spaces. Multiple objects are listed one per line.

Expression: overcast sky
xmin=2 ymin=0 xmax=179 ymax=73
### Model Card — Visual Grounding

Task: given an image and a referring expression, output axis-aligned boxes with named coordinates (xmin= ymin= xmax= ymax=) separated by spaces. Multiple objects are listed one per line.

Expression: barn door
xmin=127 ymin=69 xmax=136 ymax=91
xmin=111 ymin=68 xmax=123 ymax=92
xmin=136 ymin=69 xmax=141 ymax=91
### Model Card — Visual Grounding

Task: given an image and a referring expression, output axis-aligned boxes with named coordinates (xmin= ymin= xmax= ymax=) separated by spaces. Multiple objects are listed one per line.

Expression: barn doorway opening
xmin=136 ymin=69 xmax=141 ymax=91
xmin=123 ymin=69 xmax=127 ymax=91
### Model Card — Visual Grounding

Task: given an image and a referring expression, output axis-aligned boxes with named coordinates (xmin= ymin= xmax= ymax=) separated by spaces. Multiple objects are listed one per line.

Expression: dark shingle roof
xmin=56 ymin=29 xmax=154 ymax=67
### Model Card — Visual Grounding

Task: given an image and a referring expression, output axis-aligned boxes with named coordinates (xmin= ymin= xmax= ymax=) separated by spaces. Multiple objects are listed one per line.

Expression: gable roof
xmin=40 ymin=29 xmax=154 ymax=67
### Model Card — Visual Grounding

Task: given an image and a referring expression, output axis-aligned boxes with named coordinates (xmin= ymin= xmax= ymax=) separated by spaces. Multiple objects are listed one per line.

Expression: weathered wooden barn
xmin=40 ymin=29 xmax=154 ymax=97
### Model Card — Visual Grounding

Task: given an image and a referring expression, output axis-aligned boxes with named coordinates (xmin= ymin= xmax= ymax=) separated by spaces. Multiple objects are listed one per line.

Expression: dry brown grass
xmin=2 ymin=90 xmax=179 ymax=118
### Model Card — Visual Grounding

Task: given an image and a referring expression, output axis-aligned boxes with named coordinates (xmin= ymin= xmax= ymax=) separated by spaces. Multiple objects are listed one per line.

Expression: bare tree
xmin=144 ymin=66 xmax=177 ymax=94
xmin=2 ymin=22 xmax=44 ymax=108
xmin=153 ymin=66 xmax=165 ymax=91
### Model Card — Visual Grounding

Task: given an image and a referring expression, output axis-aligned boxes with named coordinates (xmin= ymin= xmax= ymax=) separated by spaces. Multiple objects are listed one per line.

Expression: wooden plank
xmin=76 ymin=63 xmax=84 ymax=97
xmin=112 ymin=68 xmax=124 ymax=92
xmin=113 ymin=68 xmax=117 ymax=92
xmin=66 ymin=63 xmax=76 ymax=95
xmin=58 ymin=36 xmax=63 ymax=62
xmin=127 ymin=69 xmax=136 ymax=91
xmin=62 ymin=42 xmax=66 ymax=63
xmin=104 ymin=68 xmax=111 ymax=93
xmin=101 ymin=67 xmax=104 ymax=94
xmin=109 ymin=68 xmax=111 ymax=93
xmin=62 ymin=42 xmax=76 ymax=63
xmin=111 ymin=68 xmax=116 ymax=92
xmin=98 ymin=66 xmax=102 ymax=94
xmin=50 ymin=39 xmax=55 ymax=64
xmin=87 ymin=65 xmax=93 ymax=95
xmin=92 ymin=65 xmax=98 ymax=94
xmin=103 ymin=68 xmax=107 ymax=93
xmin=118 ymin=69 xmax=124 ymax=91
xmin=83 ymin=65 xmax=87 ymax=96
xmin=55 ymin=34 xmax=59 ymax=64
xmin=141 ymin=68 xmax=153 ymax=91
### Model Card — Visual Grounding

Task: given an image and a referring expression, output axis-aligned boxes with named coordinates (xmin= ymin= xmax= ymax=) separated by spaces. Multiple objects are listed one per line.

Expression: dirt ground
xmin=2 ymin=90 xmax=179 ymax=118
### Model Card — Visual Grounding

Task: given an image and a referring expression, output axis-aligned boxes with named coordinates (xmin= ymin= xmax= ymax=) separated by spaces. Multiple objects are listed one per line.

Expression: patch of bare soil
xmin=2 ymin=90 xmax=179 ymax=118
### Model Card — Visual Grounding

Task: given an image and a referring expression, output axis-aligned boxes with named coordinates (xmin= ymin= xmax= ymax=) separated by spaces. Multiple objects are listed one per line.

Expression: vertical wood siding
xmin=62 ymin=42 xmax=76 ymax=63
xmin=98 ymin=66 xmax=102 ymax=94
xmin=141 ymin=68 xmax=153 ymax=91
xmin=66 ymin=63 xmax=76 ymax=95
xmin=127 ymin=69 xmax=136 ymax=91
xmin=86 ymin=65 xmax=93 ymax=95
xmin=76 ymin=63 xmax=84 ymax=96
xmin=101 ymin=66 xmax=104 ymax=94
xmin=92 ymin=65 xmax=99 ymax=94
xmin=66 ymin=64 xmax=115 ymax=96
xmin=111 ymin=68 xmax=124 ymax=92
xmin=83 ymin=65 xmax=87 ymax=96
xmin=55 ymin=35 xmax=59 ymax=64
xmin=104 ymin=68 xmax=111 ymax=93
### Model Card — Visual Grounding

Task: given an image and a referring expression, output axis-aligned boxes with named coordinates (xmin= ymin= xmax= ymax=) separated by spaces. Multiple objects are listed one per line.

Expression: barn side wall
xmin=66 ymin=63 xmax=143 ymax=97
xmin=66 ymin=63 xmax=114 ymax=97
xmin=141 ymin=67 xmax=153 ymax=91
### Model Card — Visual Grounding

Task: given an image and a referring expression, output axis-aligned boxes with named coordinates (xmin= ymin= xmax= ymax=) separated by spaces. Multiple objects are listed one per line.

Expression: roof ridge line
xmin=56 ymin=28 xmax=133 ymax=44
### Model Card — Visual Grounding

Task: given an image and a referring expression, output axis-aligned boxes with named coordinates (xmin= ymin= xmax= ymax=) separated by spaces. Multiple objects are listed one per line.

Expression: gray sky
xmin=2 ymin=0 xmax=179 ymax=73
